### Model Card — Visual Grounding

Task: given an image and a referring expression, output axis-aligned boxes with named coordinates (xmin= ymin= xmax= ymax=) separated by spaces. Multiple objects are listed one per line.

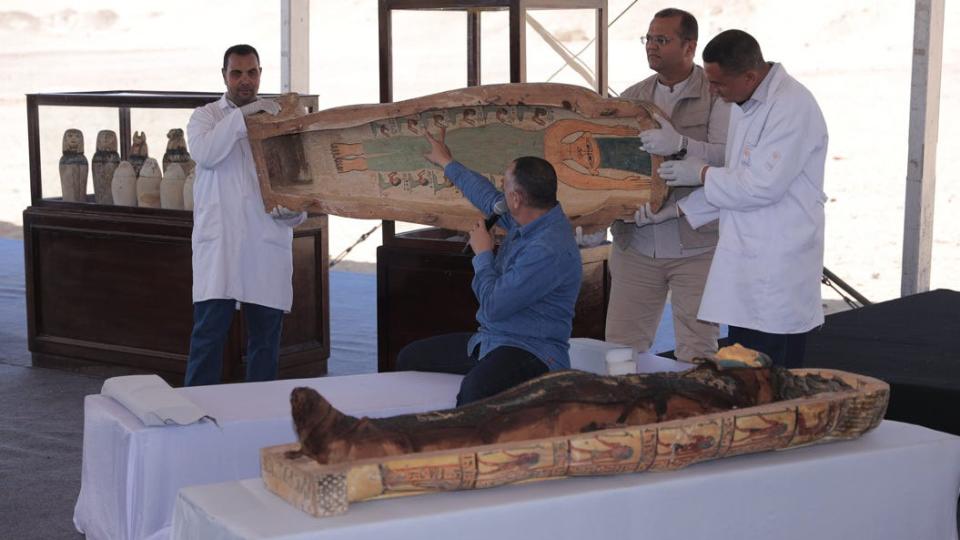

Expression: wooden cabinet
xmin=23 ymin=91 xmax=328 ymax=384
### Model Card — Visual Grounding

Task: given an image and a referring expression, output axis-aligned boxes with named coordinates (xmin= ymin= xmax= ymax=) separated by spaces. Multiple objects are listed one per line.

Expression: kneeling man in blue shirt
xmin=396 ymin=128 xmax=583 ymax=406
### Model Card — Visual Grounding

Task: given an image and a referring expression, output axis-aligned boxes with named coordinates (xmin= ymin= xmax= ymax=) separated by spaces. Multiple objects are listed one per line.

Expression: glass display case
xmin=23 ymin=90 xmax=329 ymax=383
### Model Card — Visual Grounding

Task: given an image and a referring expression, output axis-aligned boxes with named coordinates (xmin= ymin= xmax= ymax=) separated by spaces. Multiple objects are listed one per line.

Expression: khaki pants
xmin=605 ymin=247 xmax=718 ymax=362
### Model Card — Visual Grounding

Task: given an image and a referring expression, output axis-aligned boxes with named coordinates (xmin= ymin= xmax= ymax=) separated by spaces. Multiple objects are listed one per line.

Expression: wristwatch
xmin=669 ymin=135 xmax=688 ymax=160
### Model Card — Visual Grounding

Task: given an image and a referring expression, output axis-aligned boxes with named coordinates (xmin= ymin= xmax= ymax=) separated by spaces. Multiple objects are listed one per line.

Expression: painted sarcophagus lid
xmin=246 ymin=83 xmax=668 ymax=230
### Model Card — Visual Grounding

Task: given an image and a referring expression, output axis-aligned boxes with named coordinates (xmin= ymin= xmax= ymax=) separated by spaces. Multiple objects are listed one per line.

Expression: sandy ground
xmin=0 ymin=0 xmax=957 ymax=304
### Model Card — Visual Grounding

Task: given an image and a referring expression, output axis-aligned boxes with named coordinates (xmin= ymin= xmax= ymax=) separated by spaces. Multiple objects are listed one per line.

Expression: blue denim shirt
xmin=444 ymin=161 xmax=582 ymax=370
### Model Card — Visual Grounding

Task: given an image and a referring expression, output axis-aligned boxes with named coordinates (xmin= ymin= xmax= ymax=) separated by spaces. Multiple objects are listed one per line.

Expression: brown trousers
xmin=605 ymin=247 xmax=718 ymax=362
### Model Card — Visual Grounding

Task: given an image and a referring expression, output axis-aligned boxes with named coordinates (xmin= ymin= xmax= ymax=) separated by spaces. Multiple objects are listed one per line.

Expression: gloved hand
xmin=576 ymin=227 xmax=608 ymax=247
xmin=633 ymin=200 xmax=678 ymax=227
xmin=270 ymin=205 xmax=307 ymax=229
xmin=240 ymin=99 xmax=281 ymax=117
xmin=639 ymin=114 xmax=683 ymax=156
xmin=270 ymin=205 xmax=302 ymax=219
xmin=658 ymin=156 xmax=708 ymax=187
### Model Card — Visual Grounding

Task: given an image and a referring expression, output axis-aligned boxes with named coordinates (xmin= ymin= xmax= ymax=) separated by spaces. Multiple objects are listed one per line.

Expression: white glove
xmin=270 ymin=205 xmax=301 ymax=218
xmin=240 ymin=99 xmax=281 ymax=117
xmin=633 ymin=201 xmax=678 ymax=227
xmin=576 ymin=227 xmax=608 ymax=247
xmin=658 ymin=156 xmax=708 ymax=187
xmin=270 ymin=205 xmax=306 ymax=228
xmin=639 ymin=114 xmax=683 ymax=156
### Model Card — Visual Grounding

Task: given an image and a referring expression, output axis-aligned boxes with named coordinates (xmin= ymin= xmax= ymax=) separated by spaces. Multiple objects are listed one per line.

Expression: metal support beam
xmin=526 ymin=14 xmax=595 ymax=89
xmin=595 ymin=0 xmax=607 ymax=96
xmin=281 ymin=0 xmax=311 ymax=93
xmin=509 ymin=0 xmax=527 ymax=83
xmin=378 ymin=0 xmax=395 ymax=242
xmin=467 ymin=10 xmax=482 ymax=86
xmin=901 ymin=0 xmax=944 ymax=296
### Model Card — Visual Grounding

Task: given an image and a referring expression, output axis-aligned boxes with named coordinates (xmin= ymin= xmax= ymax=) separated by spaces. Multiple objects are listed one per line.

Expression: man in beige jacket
xmin=606 ymin=8 xmax=729 ymax=362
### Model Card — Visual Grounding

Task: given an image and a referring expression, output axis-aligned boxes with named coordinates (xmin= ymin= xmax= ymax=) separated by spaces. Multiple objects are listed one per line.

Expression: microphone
xmin=462 ymin=199 xmax=507 ymax=254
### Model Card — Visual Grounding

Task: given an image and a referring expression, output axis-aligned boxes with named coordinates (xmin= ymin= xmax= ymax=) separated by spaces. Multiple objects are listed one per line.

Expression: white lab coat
xmin=679 ymin=64 xmax=828 ymax=334
xmin=187 ymin=95 xmax=305 ymax=312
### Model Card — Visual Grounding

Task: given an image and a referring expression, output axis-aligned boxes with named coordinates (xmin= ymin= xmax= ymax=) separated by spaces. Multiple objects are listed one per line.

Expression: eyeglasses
xmin=640 ymin=34 xmax=674 ymax=46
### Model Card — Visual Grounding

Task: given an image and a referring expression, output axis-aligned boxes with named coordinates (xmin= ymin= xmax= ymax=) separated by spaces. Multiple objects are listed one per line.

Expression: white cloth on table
xmin=635 ymin=350 xmax=692 ymax=373
xmin=568 ymin=337 xmax=635 ymax=375
xmin=73 ymin=371 xmax=463 ymax=540
xmin=171 ymin=421 xmax=960 ymax=540
xmin=569 ymin=338 xmax=693 ymax=375
xmin=101 ymin=375 xmax=214 ymax=427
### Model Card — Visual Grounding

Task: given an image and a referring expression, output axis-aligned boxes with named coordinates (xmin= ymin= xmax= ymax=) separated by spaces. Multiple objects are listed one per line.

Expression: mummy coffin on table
xmin=261 ymin=348 xmax=889 ymax=517
xmin=245 ymin=83 xmax=671 ymax=230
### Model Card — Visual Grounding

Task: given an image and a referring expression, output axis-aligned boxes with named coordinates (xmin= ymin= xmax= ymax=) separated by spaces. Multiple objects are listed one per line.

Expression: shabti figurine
xmin=111 ymin=161 xmax=137 ymax=207
xmin=289 ymin=361 xmax=852 ymax=466
xmin=136 ymin=158 xmax=162 ymax=208
xmin=162 ymin=128 xmax=195 ymax=177
xmin=128 ymin=131 xmax=149 ymax=176
xmin=183 ymin=169 xmax=195 ymax=211
xmin=59 ymin=129 xmax=88 ymax=203
xmin=160 ymin=163 xmax=186 ymax=210
xmin=91 ymin=130 xmax=120 ymax=205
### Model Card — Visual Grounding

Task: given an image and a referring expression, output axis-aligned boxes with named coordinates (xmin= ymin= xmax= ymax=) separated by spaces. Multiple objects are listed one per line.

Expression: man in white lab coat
xmin=184 ymin=44 xmax=306 ymax=386
xmin=658 ymin=30 xmax=828 ymax=368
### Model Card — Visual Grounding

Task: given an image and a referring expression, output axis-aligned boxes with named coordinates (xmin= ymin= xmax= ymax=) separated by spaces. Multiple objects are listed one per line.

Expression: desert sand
xmin=0 ymin=0 xmax=956 ymax=305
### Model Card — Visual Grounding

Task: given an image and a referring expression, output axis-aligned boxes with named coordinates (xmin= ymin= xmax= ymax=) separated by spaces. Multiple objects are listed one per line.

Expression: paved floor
xmin=0 ymin=236 xmax=381 ymax=538
xmin=0 ymin=363 xmax=102 ymax=539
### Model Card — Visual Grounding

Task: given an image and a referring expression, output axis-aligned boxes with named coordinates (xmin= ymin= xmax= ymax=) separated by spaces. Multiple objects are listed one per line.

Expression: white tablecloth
xmin=171 ymin=421 xmax=960 ymax=540
xmin=73 ymin=372 xmax=463 ymax=540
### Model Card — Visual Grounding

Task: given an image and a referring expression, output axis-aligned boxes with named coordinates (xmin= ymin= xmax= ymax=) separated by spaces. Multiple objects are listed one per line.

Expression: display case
xmin=376 ymin=0 xmax=611 ymax=371
xmin=23 ymin=91 xmax=329 ymax=384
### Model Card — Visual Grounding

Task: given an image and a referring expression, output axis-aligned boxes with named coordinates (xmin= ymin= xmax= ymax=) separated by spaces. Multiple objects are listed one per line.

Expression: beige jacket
xmin=611 ymin=65 xmax=723 ymax=254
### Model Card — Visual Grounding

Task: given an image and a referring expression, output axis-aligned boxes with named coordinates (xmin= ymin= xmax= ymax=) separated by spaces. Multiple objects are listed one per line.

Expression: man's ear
xmin=221 ymin=68 xmax=228 ymax=84
xmin=510 ymin=189 xmax=524 ymax=210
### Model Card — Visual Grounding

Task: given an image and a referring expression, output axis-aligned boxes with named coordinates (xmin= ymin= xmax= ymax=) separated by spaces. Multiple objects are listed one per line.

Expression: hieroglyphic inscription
xmin=334 ymin=103 xmax=648 ymax=197
xmin=568 ymin=428 xmax=647 ymax=475
xmin=380 ymin=452 xmax=475 ymax=492
xmin=726 ymin=409 xmax=797 ymax=457
xmin=475 ymin=440 xmax=569 ymax=488
xmin=654 ymin=420 xmax=724 ymax=471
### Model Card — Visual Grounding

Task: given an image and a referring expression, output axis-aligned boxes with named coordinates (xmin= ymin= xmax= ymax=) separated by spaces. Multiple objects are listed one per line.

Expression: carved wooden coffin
xmin=261 ymin=368 xmax=888 ymax=517
xmin=246 ymin=84 xmax=667 ymax=230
